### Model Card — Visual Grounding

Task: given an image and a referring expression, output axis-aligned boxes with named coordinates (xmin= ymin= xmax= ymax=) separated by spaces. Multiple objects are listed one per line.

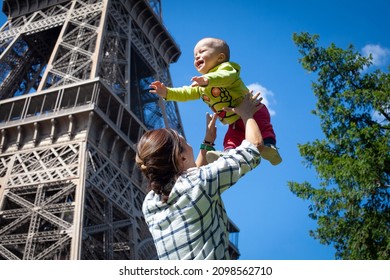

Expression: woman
xmin=136 ymin=92 xmax=265 ymax=259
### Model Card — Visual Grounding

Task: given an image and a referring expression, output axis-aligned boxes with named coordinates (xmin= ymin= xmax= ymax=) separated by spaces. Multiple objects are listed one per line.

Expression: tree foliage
xmin=289 ymin=32 xmax=390 ymax=259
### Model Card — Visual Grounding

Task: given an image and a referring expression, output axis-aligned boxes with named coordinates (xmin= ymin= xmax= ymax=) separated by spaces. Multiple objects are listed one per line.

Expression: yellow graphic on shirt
xmin=202 ymin=87 xmax=240 ymax=121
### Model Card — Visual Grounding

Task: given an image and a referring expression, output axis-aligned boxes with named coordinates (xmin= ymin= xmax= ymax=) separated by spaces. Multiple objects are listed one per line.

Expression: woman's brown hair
xmin=135 ymin=128 xmax=183 ymax=202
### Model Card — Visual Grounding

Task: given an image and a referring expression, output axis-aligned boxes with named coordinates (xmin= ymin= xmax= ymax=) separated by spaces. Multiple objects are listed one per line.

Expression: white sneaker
xmin=261 ymin=144 xmax=282 ymax=165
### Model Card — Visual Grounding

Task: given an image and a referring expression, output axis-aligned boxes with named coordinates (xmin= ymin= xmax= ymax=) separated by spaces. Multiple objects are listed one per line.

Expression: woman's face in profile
xmin=178 ymin=136 xmax=196 ymax=170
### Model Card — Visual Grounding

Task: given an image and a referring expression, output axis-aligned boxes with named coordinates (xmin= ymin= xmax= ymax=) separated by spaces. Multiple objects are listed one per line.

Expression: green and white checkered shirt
xmin=142 ymin=140 xmax=261 ymax=260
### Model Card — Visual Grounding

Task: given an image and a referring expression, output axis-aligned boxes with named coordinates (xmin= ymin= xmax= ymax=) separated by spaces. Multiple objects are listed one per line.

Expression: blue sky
xmin=0 ymin=1 xmax=388 ymax=260
xmin=159 ymin=0 xmax=390 ymax=259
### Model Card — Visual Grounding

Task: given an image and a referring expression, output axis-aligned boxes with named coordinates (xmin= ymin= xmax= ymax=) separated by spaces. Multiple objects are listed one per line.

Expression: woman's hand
xmin=195 ymin=112 xmax=218 ymax=167
xmin=223 ymin=91 xmax=263 ymax=120
xmin=223 ymin=91 xmax=264 ymax=152
xmin=204 ymin=112 xmax=217 ymax=144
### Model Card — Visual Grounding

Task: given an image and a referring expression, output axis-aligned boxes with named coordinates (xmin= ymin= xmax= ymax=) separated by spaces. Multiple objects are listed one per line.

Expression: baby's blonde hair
xmin=199 ymin=37 xmax=230 ymax=61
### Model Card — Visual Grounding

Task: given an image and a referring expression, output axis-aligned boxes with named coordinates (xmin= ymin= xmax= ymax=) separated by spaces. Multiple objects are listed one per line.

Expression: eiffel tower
xmin=0 ymin=0 xmax=185 ymax=260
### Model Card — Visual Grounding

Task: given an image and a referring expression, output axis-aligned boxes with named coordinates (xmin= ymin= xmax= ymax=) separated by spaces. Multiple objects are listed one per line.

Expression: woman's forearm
xmin=241 ymin=114 xmax=264 ymax=152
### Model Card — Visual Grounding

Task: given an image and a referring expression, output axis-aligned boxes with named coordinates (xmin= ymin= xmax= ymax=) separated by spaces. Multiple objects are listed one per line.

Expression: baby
xmin=149 ymin=37 xmax=282 ymax=165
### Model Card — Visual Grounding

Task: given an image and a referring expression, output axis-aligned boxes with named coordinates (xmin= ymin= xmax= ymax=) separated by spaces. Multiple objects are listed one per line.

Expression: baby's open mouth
xmin=195 ymin=60 xmax=204 ymax=69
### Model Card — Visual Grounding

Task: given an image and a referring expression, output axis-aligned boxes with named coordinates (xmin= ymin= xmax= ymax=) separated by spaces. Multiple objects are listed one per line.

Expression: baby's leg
xmin=253 ymin=105 xmax=276 ymax=144
xmin=254 ymin=105 xmax=282 ymax=165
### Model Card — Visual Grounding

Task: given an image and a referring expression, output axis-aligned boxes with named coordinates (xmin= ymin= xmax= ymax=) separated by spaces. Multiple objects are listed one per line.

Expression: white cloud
xmin=247 ymin=83 xmax=276 ymax=116
xmin=362 ymin=44 xmax=390 ymax=66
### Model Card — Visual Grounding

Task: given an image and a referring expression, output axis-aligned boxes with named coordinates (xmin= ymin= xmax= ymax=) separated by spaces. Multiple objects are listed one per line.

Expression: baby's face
xmin=194 ymin=39 xmax=224 ymax=74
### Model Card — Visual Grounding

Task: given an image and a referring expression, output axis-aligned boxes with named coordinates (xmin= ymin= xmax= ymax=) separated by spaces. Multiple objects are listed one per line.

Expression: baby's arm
xmin=202 ymin=63 xmax=240 ymax=88
xmin=191 ymin=76 xmax=209 ymax=87
xmin=149 ymin=81 xmax=168 ymax=98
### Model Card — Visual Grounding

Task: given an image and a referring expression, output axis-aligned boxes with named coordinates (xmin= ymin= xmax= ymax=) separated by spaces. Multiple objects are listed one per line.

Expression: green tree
xmin=289 ymin=32 xmax=390 ymax=259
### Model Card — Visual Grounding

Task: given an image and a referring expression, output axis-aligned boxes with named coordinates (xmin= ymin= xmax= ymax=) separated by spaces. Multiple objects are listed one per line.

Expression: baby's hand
xmin=191 ymin=76 xmax=208 ymax=87
xmin=149 ymin=81 xmax=167 ymax=98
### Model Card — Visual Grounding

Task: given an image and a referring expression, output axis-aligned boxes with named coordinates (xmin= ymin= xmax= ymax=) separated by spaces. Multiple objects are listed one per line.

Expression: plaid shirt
xmin=142 ymin=140 xmax=261 ymax=260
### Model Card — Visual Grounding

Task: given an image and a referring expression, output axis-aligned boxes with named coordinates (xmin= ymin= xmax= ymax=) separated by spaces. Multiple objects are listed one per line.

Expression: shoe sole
xmin=261 ymin=145 xmax=282 ymax=166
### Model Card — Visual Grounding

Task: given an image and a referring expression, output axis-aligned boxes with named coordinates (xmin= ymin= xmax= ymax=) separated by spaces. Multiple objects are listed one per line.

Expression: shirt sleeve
xmin=196 ymin=140 xmax=261 ymax=199
xmin=203 ymin=62 xmax=241 ymax=88
xmin=166 ymin=86 xmax=201 ymax=101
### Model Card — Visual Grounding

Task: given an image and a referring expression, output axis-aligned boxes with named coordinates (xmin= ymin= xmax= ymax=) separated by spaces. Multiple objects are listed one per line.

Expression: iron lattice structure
xmin=0 ymin=0 xmax=185 ymax=260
